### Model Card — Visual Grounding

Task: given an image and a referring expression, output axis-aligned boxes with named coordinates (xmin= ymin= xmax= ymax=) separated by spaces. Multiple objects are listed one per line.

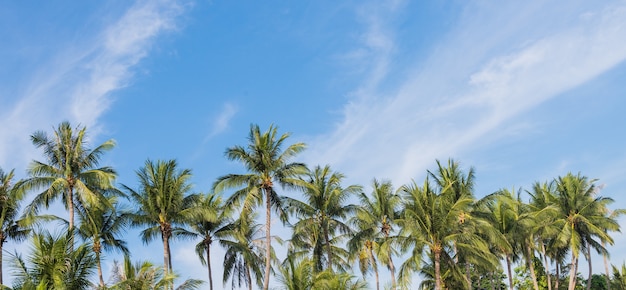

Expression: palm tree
xmin=0 ymin=167 xmax=30 ymax=286
xmin=482 ymin=189 xmax=518 ymax=290
xmin=20 ymin=122 xmax=116 ymax=233
xmin=349 ymin=178 xmax=400 ymax=290
xmin=611 ymin=263 xmax=626 ymax=290
xmin=187 ymin=192 xmax=231 ymax=290
xmin=221 ymin=213 xmax=266 ymax=290
xmin=213 ymin=124 xmax=307 ymax=290
xmin=108 ymin=254 xmax=203 ymax=290
xmin=9 ymin=230 xmax=97 ymax=289
xmin=276 ymin=255 xmax=314 ymax=290
xmin=397 ymin=177 xmax=489 ymax=290
xmin=428 ymin=159 xmax=487 ymax=289
xmin=552 ymin=172 xmax=618 ymax=290
xmin=76 ymin=195 xmax=130 ymax=288
xmin=125 ymin=159 xmax=197 ymax=281
xmin=285 ymin=165 xmax=360 ymax=273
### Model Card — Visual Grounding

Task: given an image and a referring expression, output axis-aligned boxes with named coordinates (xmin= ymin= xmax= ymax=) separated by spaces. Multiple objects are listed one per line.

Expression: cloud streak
xmin=0 ymin=0 xmax=186 ymax=174
xmin=304 ymin=1 xmax=626 ymax=187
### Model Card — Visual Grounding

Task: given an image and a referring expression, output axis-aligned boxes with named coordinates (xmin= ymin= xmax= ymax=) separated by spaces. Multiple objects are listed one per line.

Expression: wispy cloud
xmin=205 ymin=102 xmax=238 ymax=141
xmin=0 ymin=0 xmax=187 ymax=174
xmin=305 ymin=1 xmax=626 ymax=187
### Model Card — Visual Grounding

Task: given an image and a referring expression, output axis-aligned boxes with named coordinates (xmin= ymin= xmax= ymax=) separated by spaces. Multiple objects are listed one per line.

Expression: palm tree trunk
xmin=207 ymin=246 xmax=213 ymax=290
xmin=568 ymin=255 xmax=579 ymax=290
xmin=263 ymin=189 xmax=272 ymax=290
xmin=489 ymin=271 xmax=495 ymax=290
xmin=0 ymin=242 xmax=3 ymax=286
xmin=97 ymin=250 xmax=105 ymax=287
xmin=68 ymin=187 xmax=75 ymax=231
xmin=527 ymin=244 xmax=539 ymax=290
xmin=369 ymin=247 xmax=379 ymax=290
xmin=162 ymin=234 xmax=170 ymax=276
xmin=542 ymin=243 xmax=552 ymax=290
xmin=506 ymin=254 xmax=514 ymax=290
xmin=389 ymin=256 xmax=396 ymax=290
xmin=435 ymin=249 xmax=442 ymax=290
xmin=466 ymin=263 xmax=472 ymax=290
xmin=555 ymin=262 xmax=560 ymax=290
xmin=586 ymin=247 xmax=592 ymax=290
xmin=604 ymin=240 xmax=611 ymax=290
xmin=324 ymin=221 xmax=332 ymax=271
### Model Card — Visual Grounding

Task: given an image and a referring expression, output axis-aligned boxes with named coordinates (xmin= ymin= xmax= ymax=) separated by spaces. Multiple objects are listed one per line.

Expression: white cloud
xmin=0 ymin=0 xmax=186 ymax=175
xmin=304 ymin=1 xmax=626 ymax=188
xmin=206 ymin=102 xmax=238 ymax=141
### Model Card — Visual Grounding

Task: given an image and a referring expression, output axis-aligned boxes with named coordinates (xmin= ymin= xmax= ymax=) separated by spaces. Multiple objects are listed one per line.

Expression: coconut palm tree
xmin=213 ymin=124 xmax=307 ymax=290
xmin=9 ymin=230 xmax=97 ymax=289
xmin=20 ymin=122 xmax=117 ymax=232
xmin=76 ymin=194 xmax=130 ymax=288
xmin=125 ymin=159 xmax=197 ymax=282
xmin=611 ymin=263 xmax=626 ymax=290
xmin=552 ymin=172 xmax=618 ymax=290
xmin=187 ymin=192 xmax=231 ymax=290
xmin=0 ymin=167 xmax=30 ymax=286
xmin=397 ymin=177 xmax=489 ymax=290
xmin=108 ymin=254 xmax=203 ymax=290
xmin=284 ymin=165 xmax=360 ymax=273
xmin=481 ymin=189 xmax=518 ymax=290
xmin=221 ymin=213 xmax=266 ymax=290
xmin=276 ymin=255 xmax=368 ymax=290
xmin=349 ymin=178 xmax=400 ymax=290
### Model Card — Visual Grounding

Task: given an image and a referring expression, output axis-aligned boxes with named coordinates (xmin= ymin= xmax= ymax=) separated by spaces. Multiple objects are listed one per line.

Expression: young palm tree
xmin=221 ymin=214 xmax=266 ymax=290
xmin=552 ymin=173 xmax=618 ymax=290
xmin=0 ymin=168 xmax=30 ymax=286
xmin=9 ymin=230 xmax=97 ymax=289
xmin=187 ymin=192 xmax=231 ymax=290
xmin=125 ymin=159 xmax=197 ymax=281
xmin=20 ymin=122 xmax=117 ymax=232
xmin=108 ymin=254 xmax=203 ymax=290
xmin=76 ymin=195 xmax=130 ymax=288
xmin=349 ymin=179 xmax=400 ymax=290
xmin=213 ymin=124 xmax=307 ymax=290
xmin=285 ymin=165 xmax=360 ymax=273
xmin=611 ymin=263 xmax=626 ymax=290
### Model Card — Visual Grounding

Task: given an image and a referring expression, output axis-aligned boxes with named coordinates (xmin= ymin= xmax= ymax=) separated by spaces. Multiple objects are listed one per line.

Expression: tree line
xmin=0 ymin=121 xmax=625 ymax=290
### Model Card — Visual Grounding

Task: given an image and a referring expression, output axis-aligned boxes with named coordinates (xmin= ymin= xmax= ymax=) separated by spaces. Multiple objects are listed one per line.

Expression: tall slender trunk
xmin=542 ymin=243 xmax=552 ymax=290
xmin=0 ymin=242 xmax=3 ymax=286
xmin=604 ymin=240 xmax=611 ymax=290
xmin=586 ymin=247 xmax=592 ymax=290
xmin=369 ymin=246 xmax=380 ymax=290
xmin=489 ymin=271 xmax=495 ymax=290
xmin=568 ymin=255 xmax=579 ymax=290
xmin=324 ymin=220 xmax=332 ymax=271
xmin=555 ymin=262 xmax=560 ymax=290
xmin=263 ymin=189 xmax=272 ymax=290
xmin=68 ymin=187 xmax=75 ymax=231
xmin=207 ymin=245 xmax=213 ymax=290
xmin=527 ymin=243 xmax=539 ymax=290
xmin=389 ymin=256 xmax=396 ymax=290
xmin=96 ymin=249 xmax=104 ymax=287
xmin=506 ymin=254 xmax=514 ymax=290
xmin=162 ymin=233 xmax=171 ymax=289
xmin=466 ymin=262 xmax=472 ymax=290
xmin=435 ymin=249 xmax=442 ymax=290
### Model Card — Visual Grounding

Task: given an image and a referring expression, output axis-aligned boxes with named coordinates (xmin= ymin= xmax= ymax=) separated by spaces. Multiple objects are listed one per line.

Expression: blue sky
xmin=2 ymin=0 xmax=626 ymax=288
